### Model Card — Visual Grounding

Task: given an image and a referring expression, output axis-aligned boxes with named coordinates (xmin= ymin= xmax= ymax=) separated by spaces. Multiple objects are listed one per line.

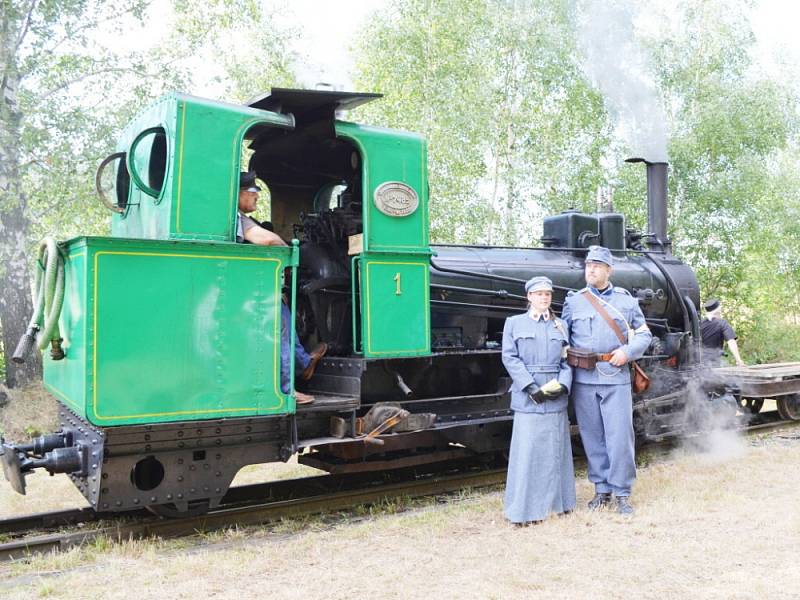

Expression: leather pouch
xmin=630 ymin=361 xmax=651 ymax=393
xmin=567 ymin=347 xmax=597 ymax=369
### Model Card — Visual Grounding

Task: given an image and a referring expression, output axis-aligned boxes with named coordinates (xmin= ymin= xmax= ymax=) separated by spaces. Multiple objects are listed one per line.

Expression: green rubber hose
xmin=36 ymin=237 xmax=65 ymax=350
xmin=12 ymin=237 xmax=66 ymax=363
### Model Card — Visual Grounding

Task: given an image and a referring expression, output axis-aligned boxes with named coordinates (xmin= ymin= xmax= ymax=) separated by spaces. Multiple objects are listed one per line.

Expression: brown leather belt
xmin=567 ymin=348 xmax=616 ymax=369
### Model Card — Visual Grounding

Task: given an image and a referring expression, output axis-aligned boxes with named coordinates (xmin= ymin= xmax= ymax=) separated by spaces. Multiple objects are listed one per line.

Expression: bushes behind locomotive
xmin=736 ymin=312 xmax=800 ymax=364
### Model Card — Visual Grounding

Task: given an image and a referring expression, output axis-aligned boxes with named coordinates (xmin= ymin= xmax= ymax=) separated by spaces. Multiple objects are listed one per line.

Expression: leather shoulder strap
xmin=581 ymin=291 xmax=626 ymax=345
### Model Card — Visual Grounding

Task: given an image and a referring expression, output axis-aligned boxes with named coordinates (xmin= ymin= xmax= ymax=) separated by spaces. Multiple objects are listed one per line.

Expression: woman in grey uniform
xmin=501 ymin=276 xmax=575 ymax=524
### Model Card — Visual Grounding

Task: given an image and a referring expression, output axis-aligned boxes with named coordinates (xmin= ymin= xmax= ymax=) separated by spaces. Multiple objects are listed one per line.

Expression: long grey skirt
xmin=504 ymin=410 xmax=576 ymax=523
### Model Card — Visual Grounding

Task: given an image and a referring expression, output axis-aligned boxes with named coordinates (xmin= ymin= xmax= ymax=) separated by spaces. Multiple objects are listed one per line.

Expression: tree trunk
xmin=0 ymin=205 xmax=41 ymax=388
xmin=0 ymin=40 xmax=41 ymax=387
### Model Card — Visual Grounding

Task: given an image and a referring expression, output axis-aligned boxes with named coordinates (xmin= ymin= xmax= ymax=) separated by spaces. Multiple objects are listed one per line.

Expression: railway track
xmin=0 ymin=461 xmax=505 ymax=561
xmin=2 ymin=415 xmax=798 ymax=562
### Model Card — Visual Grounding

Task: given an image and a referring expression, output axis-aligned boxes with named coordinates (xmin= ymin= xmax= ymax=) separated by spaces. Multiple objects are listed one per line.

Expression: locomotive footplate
xmin=298 ymin=421 xmax=513 ymax=474
xmin=296 ymin=391 xmax=514 ymax=474
xmin=295 ymin=393 xmax=360 ymax=413
xmin=299 ymin=428 xmax=478 ymax=474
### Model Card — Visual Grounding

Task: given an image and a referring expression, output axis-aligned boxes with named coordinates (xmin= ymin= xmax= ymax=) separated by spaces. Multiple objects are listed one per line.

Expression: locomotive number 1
xmin=394 ymin=272 xmax=402 ymax=295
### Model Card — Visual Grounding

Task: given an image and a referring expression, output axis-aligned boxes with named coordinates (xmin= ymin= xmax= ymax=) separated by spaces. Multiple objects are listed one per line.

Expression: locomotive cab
xmin=94 ymin=88 xmax=433 ymax=361
xmin=243 ymin=112 xmax=368 ymax=355
xmin=243 ymin=88 xmax=433 ymax=359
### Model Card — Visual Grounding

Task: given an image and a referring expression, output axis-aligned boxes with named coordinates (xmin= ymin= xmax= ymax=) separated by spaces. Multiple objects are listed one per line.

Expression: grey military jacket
xmin=501 ymin=312 xmax=573 ymax=413
xmin=561 ymin=285 xmax=652 ymax=385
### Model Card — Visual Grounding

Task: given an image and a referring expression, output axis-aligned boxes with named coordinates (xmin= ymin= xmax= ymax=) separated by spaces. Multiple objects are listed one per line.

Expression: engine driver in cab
xmin=561 ymin=245 xmax=652 ymax=515
xmin=235 ymin=171 xmax=326 ymax=405
xmin=236 ymin=171 xmax=286 ymax=246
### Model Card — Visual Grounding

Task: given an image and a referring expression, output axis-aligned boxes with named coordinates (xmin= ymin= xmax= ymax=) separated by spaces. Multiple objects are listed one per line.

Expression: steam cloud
xmin=577 ymin=0 xmax=669 ymax=162
xmin=679 ymin=377 xmax=746 ymax=462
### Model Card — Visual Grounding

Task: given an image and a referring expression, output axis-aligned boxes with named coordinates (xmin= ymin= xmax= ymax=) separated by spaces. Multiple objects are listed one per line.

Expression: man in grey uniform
xmin=560 ymin=246 xmax=652 ymax=515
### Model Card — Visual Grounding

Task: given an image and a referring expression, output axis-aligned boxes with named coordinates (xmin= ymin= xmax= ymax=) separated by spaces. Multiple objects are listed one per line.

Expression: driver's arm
xmin=244 ymin=225 xmax=288 ymax=247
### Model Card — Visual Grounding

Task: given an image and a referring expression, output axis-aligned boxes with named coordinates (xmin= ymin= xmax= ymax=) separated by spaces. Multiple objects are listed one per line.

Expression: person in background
xmin=700 ymin=299 xmax=745 ymax=367
xmin=561 ymin=245 xmax=652 ymax=515
xmin=237 ymin=171 xmax=326 ymax=405
xmin=501 ymin=276 xmax=575 ymax=526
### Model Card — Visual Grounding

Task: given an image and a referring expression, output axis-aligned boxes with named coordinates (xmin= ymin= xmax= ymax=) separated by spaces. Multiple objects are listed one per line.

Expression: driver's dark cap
xmin=239 ymin=171 xmax=262 ymax=192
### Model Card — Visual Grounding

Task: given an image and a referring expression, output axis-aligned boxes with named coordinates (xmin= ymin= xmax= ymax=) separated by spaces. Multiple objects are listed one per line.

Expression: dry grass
xmin=0 ymin=383 xmax=59 ymax=441
xmin=2 ymin=427 xmax=799 ymax=600
xmin=0 ymin=385 xmax=80 ymax=518
xmin=230 ymin=459 xmax=321 ymax=486
xmin=0 ymin=470 xmax=89 ymax=518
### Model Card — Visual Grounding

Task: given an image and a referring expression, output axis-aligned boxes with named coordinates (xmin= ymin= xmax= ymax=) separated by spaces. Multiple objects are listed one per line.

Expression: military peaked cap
xmin=585 ymin=245 xmax=613 ymax=266
xmin=525 ymin=276 xmax=553 ymax=293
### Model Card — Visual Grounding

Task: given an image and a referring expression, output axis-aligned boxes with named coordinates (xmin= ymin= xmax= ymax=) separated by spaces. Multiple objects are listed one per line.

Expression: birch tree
xmin=0 ymin=0 xmax=297 ymax=386
xmin=353 ymin=0 xmax=612 ymax=245
xmin=636 ymin=0 xmax=800 ymax=353
xmin=1 ymin=0 xmax=151 ymax=387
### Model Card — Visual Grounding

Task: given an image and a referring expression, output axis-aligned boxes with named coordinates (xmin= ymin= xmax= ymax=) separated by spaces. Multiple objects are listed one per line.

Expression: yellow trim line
xmin=364 ymin=260 xmax=430 ymax=354
xmin=91 ymin=249 xmax=287 ymax=421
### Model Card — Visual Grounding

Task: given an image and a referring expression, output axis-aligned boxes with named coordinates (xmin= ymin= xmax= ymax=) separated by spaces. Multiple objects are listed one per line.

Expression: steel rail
xmin=0 ymin=506 xmax=119 ymax=536
xmin=0 ymin=469 xmax=425 ymax=537
xmin=0 ymin=467 xmax=506 ymax=561
xmin=2 ymin=417 xmax=798 ymax=562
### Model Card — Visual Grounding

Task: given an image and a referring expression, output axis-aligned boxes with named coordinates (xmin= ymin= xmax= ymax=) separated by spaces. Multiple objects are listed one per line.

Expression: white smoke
xmin=577 ymin=0 xmax=669 ymax=162
xmin=678 ymin=378 xmax=746 ymax=462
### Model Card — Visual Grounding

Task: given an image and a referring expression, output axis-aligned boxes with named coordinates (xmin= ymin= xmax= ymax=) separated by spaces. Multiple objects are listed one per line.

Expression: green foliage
xmin=3 ymin=0 xmax=300 ymax=246
xmin=11 ymin=1 xmax=296 ymax=245
xmin=353 ymin=0 xmax=613 ymax=245
xmin=352 ymin=0 xmax=497 ymax=243
xmin=737 ymin=313 xmax=800 ymax=364
xmin=642 ymin=1 xmax=800 ymax=351
xmin=354 ymin=0 xmax=800 ymax=361
xmin=215 ymin=6 xmax=300 ymax=102
xmin=23 ymin=424 xmax=42 ymax=439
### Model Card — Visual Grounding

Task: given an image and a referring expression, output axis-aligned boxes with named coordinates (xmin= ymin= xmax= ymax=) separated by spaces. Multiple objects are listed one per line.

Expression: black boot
xmin=587 ymin=492 xmax=611 ymax=510
xmin=615 ymin=496 xmax=634 ymax=515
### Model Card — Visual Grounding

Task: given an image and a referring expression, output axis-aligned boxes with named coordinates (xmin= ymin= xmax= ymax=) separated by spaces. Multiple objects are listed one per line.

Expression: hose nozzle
xmin=49 ymin=338 xmax=65 ymax=361
xmin=12 ymin=327 xmax=38 ymax=364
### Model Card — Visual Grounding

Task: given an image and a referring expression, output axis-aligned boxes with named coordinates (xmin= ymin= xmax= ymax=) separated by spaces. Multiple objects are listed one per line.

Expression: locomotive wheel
xmin=739 ymin=397 xmax=764 ymax=415
xmin=146 ymin=499 xmax=210 ymax=519
xmin=776 ymin=394 xmax=800 ymax=421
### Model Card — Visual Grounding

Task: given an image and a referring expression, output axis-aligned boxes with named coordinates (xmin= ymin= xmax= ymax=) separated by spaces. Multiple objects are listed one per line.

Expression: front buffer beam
xmin=1 ymin=430 xmax=88 ymax=494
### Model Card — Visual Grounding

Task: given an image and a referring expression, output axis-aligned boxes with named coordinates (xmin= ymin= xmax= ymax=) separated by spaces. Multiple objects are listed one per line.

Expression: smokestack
xmin=626 ymin=158 xmax=670 ymax=252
